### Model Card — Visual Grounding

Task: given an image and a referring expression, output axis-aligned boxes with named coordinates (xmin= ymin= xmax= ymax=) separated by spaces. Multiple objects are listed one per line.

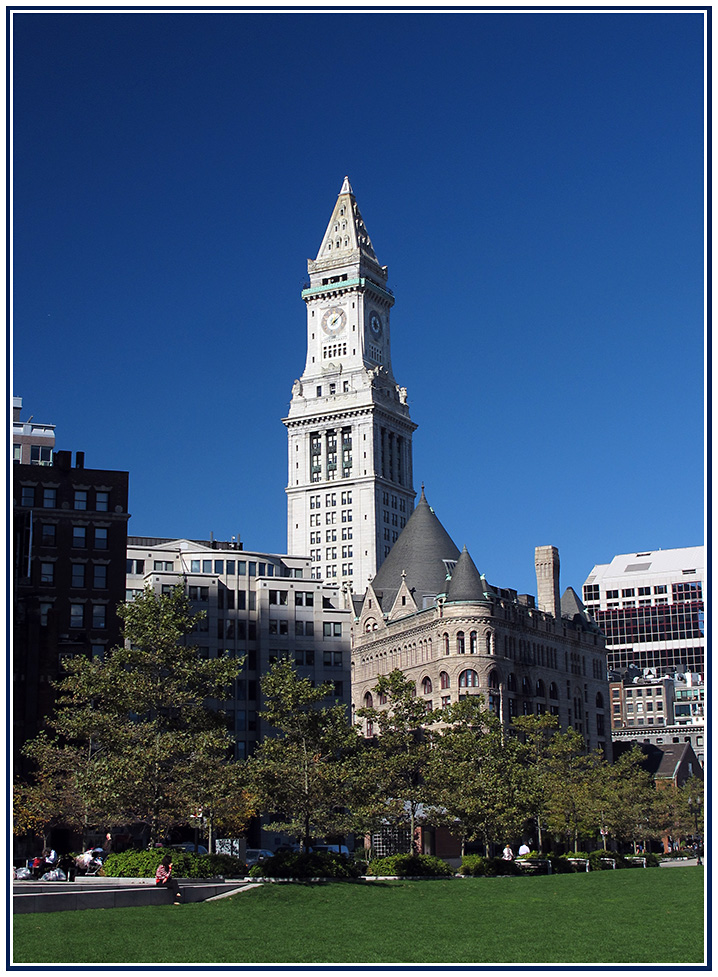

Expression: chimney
xmin=535 ymin=545 xmax=561 ymax=620
xmin=75 ymin=451 xmax=85 ymax=469
xmin=54 ymin=450 xmax=71 ymax=471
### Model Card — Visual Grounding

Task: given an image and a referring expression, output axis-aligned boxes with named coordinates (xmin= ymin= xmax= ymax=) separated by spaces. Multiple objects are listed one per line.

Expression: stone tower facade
xmin=284 ymin=178 xmax=416 ymax=597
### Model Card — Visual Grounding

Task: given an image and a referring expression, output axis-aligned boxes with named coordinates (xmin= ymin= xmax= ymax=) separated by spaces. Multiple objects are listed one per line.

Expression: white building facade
xmin=126 ymin=537 xmax=351 ymax=759
xmin=582 ymin=546 xmax=704 ymax=677
xmin=284 ymin=177 xmax=416 ymax=597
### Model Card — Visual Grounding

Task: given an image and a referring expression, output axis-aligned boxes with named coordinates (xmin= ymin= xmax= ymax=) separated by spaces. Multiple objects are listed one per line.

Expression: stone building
xmin=352 ymin=489 xmax=611 ymax=756
xmin=284 ymin=177 xmax=416 ymax=595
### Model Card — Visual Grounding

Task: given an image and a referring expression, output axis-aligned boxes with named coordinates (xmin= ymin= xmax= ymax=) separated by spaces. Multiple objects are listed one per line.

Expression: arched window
xmin=459 ymin=669 xmax=479 ymax=688
xmin=366 ymin=719 xmax=374 ymax=736
xmin=596 ymin=691 xmax=604 ymax=708
xmin=422 ymin=676 xmax=433 ymax=694
xmin=378 ymin=691 xmax=387 ymax=705
xmin=507 ymin=673 xmax=517 ymax=692
xmin=470 ymin=631 xmax=477 ymax=654
xmin=488 ymin=669 xmax=500 ymax=689
xmin=457 ymin=631 xmax=465 ymax=654
xmin=522 ymin=677 xmax=531 ymax=696
xmin=536 ymin=679 xmax=546 ymax=698
xmin=440 ymin=671 xmax=450 ymax=690
xmin=443 ymin=633 xmax=450 ymax=656
xmin=364 ymin=692 xmax=373 ymax=709
xmin=549 ymin=682 xmax=559 ymax=700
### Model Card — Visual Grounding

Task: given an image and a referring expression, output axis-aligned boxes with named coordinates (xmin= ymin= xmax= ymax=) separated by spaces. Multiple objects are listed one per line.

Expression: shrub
xmin=101 ymin=848 xmax=246 ymax=879
xmin=547 ymin=855 xmax=581 ymax=873
xmin=459 ymin=855 xmax=521 ymax=877
xmin=250 ymin=850 xmax=362 ymax=879
xmin=366 ymin=854 xmax=454 ymax=878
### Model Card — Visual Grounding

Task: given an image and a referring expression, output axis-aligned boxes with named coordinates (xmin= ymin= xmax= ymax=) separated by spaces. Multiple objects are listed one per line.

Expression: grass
xmin=13 ymin=868 xmax=704 ymax=965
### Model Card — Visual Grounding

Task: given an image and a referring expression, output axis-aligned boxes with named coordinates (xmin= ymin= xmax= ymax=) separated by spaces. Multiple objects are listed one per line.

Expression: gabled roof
xmin=445 ymin=546 xmax=490 ymax=603
xmin=368 ymin=487 xmax=460 ymax=611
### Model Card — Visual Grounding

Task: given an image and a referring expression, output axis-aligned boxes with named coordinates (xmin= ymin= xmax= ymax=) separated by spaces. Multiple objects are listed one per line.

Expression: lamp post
xmin=687 ymin=795 xmax=702 ymax=866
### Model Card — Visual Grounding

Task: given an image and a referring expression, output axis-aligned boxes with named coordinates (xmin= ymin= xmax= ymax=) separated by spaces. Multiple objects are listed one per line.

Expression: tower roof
xmin=369 ymin=487 xmax=460 ymax=610
xmin=445 ymin=546 xmax=490 ymax=602
xmin=314 ymin=176 xmax=380 ymax=267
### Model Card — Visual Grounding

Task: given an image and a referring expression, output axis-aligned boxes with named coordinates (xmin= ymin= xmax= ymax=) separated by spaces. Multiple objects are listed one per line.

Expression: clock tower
xmin=284 ymin=177 xmax=416 ymax=597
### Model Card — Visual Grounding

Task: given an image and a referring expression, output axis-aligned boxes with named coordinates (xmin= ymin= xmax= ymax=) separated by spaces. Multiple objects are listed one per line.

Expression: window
xmin=71 ymin=564 xmax=85 ymax=588
xmin=457 ymin=631 xmax=465 ymax=654
xmin=440 ymin=671 xmax=450 ymax=690
xmin=40 ymin=563 xmax=54 ymax=584
xmin=30 ymin=445 xmax=52 ymax=465
xmin=41 ymin=524 xmax=56 ymax=546
xmin=94 ymin=528 xmax=108 ymax=550
xmin=215 ymin=560 xmax=224 ymax=573
xmin=203 ymin=560 xmax=212 ymax=573
xmin=154 ymin=561 xmax=174 ymax=571
xmin=191 ymin=560 xmax=201 ymax=572
xmin=92 ymin=605 xmax=107 ymax=629
xmin=74 ymin=490 xmax=88 ymax=510
xmin=93 ymin=565 xmax=107 ymax=589
xmin=40 ymin=602 xmax=53 ymax=626
xmin=422 ymin=676 xmax=433 ymax=694
xmin=21 ymin=486 xmax=34 ymax=506
xmin=95 ymin=491 xmax=109 ymax=511
xmin=459 ymin=669 xmax=479 ymax=688
xmin=70 ymin=604 xmax=84 ymax=628
xmin=441 ymin=695 xmax=451 ymax=709
xmin=43 ymin=488 xmax=56 ymax=508
xmin=226 ymin=560 xmax=235 ymax=574
xmin=127 ymin=558 xmax=144 ymax=574
xmin=269 ymin=590 xmax=288 ymax=605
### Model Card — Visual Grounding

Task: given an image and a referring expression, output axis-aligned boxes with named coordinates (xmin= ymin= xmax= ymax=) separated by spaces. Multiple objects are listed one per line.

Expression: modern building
xmin=284 ymin=177 xmax=416 ymax=596
xmin=13 ymin=396 xmax=56 ymax=465
xmin=126 ymin=537 xmax=351 ymax=761
xmin=352 ymin=490 xmax=612 ymax=757
xmin=13 ymin=450 xmax=130 ymax=772
xmin=582 ymin=547 xmax=705 ymax=676
xmin=609 ymin=670 xmax=705 ymax=767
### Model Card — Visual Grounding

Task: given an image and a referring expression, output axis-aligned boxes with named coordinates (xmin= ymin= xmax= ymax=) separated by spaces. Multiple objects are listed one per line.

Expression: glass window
xmin=71 ymin=564 xmax=85 ymax=587
xmin=41 ymin=524 xmax=56 ymax=546
xmin=74 ymin=490 xmax=87 ymax=510
xmin=70 ymin=604 xmax=84 ymax=628
xmin=215 ymin=560 xmax=224 ymax=573
xmin=238 ymin=561 xmax=246 ymax=575
xmin=203 ymin=560 xmax=212 ymax=573
xmin=93 ymin=565 xmax=107 ymax=589
xmin=92 ymin=605 xmax=106 ymax=629
xmin=191 ymin=560 xmax=201 ymax=572
xmin=73 ymin=526 xmax=87 ymax=548
xmin=40 ymin=563 xmax=54 ymax=584
xmin=95 ymin=491 xmax=109 ymax=511
xmin=249 ymin=562 xmax=256 ymax=576
xmin=43 ymin=488 xmax=56 ymax=508
xmin=226 ymin=560 xmax=235 ymax=575
xmin=94 ymin=528 xmax=108 ymax=550
xmin=21 ymin=486 xmax=35 ymax=506
xmin=40 ymin=602 xmax=53 ymax=626
xmin=30 ymin=445 xmax=52 ymax=465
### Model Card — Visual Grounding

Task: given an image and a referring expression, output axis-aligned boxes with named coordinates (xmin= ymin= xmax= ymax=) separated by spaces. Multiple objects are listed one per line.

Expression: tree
xmin=354 ymin=670 xmax=437 ymax=854
xmin=19 ymin=587 xmax=241 ymax=846
xmin=425 ymin=696 xmax=528 ymax=856
xmin=540 ymin=727 xmax=604 ymax=852
xmin=593 ymin=746 xmax=662 ymax=851
xmin=247 ymin=658 xmax=360 ymax=850
xmin=512 ymin=713 xmax=560 ymax=852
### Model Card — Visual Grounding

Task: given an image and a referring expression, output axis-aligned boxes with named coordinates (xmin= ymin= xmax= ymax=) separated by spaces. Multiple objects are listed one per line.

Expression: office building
xmin=13 ymin=450 xmax=129 ymax=771
xmin=13 ymin=396 xmax=56 ymax=465
xmin=126 ymin=537 xmax=351 ymax=760
xmin=582 ymin=547 xmax=704 ymax=676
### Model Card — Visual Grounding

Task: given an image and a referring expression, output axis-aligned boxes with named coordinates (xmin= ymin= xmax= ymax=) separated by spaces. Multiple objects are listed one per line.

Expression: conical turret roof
xmin=314 ymin=176 xmax=380 ymax=266
xmin=369 ymin=487 xmax=460 ymax=610
xmin=445 ymin=546 xmax=489 ymax=602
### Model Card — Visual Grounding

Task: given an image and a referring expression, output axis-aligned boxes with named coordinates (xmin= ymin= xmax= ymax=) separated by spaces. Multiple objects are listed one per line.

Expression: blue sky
xmin=11 ymin=9 xmax=705 ymax=598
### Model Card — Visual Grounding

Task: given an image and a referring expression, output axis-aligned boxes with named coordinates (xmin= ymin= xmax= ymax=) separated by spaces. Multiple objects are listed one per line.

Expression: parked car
xmin=169 ymin=842 xmax=208 ymax=854
xmin=245 ymin=848 xmax=274 ymax=867
xmin=309 ymin=844 xmax=351 ymax=857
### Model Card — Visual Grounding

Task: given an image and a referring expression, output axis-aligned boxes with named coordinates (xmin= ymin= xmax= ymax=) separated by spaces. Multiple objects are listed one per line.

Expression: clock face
xmin=369 ymin=311 xmax=383 ymax=338
xmin=321 ymin=307 xmax=347 ymax=336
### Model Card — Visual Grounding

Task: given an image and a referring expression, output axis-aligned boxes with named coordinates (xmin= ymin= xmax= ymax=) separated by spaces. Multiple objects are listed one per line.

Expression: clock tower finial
xmin=340 ymin=175 xmax=353 ymax=194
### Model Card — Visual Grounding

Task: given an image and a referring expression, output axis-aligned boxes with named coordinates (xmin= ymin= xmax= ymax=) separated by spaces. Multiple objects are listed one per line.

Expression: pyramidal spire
xmin=314 ymin=177 xmax=379 ymax=266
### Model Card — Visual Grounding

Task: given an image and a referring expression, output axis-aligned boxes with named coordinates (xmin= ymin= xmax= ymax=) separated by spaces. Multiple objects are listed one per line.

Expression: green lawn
xmin=14 ymin=869 xmax=704 ymax=965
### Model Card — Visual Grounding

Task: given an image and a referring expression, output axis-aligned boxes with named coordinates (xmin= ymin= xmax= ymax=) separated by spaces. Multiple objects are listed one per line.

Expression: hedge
xmin=248 ymin=850 xmax=362 ymax=879
xmin=101 ymin=848 xmax=247 ymax=879
xmin=460 ymin=855 xmax=522 ymax=877
xmin=366 ymin=854 xmax=454 ymax=877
